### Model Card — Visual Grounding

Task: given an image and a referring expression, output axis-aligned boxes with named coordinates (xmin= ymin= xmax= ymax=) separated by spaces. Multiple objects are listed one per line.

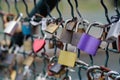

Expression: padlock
xmin=4 ymin=13 xmax=23 ymax=36
xmin=58 ymin=50 xmax=77 ymax=67
xmin=33 ymin=38 xmax=46 ymax=53
xmin=60 ymin=20 xmax=73 ymax=44
xmin=23 ymin=56 xmax=34 ymax=66
xmin=106 ymin=71 xmax=119 ymax=80
xmin=77 ymin=22 xmax=103 ymax=56
xmin=35 ymin=73 xmax=47 ymax=80
xmin=48 ymin=40 xmax=54 ymax=49
xmin=106 ymin=19 xmax=120 ymax=42
xmin=45 ymin=23 xmax=59 ymax=34
xmin=54 ymin=69 xmax=66 ymax=78
xmin=22 ymin=22 xmax=31 ymax=35
xmin=10 ymin=70 xmax=16 ymax=80
xmin=71 ymin=20 xmax=88 ymax=47
xmin=23 ymin=40 xmax=32 ymax=51
xmin=49 ymin=63 xmax=63 ymax=74
xmin=65 ymin=18 xmax=77 ymax=31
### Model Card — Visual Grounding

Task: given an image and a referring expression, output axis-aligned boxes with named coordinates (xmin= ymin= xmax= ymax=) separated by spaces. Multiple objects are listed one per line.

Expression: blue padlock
xmin=22 ymin=22 xmax=31 ymax=35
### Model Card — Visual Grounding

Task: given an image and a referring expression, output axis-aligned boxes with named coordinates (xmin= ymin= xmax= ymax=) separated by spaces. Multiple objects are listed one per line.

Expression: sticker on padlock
xmin=106 ymin=19 xmax=120 ymax=42
xmin=23 ymin=40 xmax=32 ymax=51
xmin=4 ymin=13 xmax=23 ymax=36
xmin=22 ymin=22 xmax=31 ymax=35
xmin=23 ymin=56 xmax=34 ymax=66
xmin=45 ymin=23 xmax=59 ymax=34
xmin=10 ymin=70 xmax=16 ymax=80
xmin=77 ymin=22 xmax=103 ymax=56
xmin=58 ymin=50 xmax=77 ymax=67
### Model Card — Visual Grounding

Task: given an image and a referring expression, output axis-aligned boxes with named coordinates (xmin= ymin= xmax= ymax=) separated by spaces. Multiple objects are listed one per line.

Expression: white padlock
xmin=4 ymin=13 xmax=23 ymax=36
xmin=106 ymin=19 xmax=120 ymax=42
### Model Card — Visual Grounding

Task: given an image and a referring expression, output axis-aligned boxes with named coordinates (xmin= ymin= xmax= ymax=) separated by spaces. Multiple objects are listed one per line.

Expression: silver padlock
xmin=4 ymin=13 xmax=23 ymax=36
xmin=106 ymin=19 xmax=120 ymax=42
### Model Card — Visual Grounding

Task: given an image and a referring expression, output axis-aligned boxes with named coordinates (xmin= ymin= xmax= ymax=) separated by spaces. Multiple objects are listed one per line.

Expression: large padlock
xmin=4 ymin=13 xmax=23 ymax=36
xmin=106 ymin=19 xmax=120 ymax=42
xmin=77 ymin=22 xmax=103 ymax=56
xmin=23 ymin=56 xmax=34 ymax=66
xmin=22 ymin=22 xmax=31 ymax=35
xmin=45 ymin=23 xmax=59 ymax=34
xmin=58 ymin=50 xmax=77 ymax=67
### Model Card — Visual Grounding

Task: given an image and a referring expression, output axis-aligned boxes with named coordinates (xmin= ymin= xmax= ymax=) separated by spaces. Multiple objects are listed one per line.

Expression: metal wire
xmin=23 ymin=0 xmax=30 ymax=17
xmin=14 ymin=0 xmax=20 ymax=16
xmin=67 ymin=0 xmax=75 ymax=18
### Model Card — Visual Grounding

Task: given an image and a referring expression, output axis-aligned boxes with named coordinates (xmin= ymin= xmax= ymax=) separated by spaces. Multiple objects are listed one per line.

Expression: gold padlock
xmin=45 ymin=23 xmax=59 ymax=34
xmin=58 ymin=50 xmax=77 ymax=67
xmin=23 ymin=40 xmax=32 ymax=51
xmin=23 ymin=56 xmax=34 ymax=66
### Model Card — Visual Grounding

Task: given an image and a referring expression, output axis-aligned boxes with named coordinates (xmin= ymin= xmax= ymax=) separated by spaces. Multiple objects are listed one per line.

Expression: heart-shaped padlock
xmin=33 ymin=39 xmax=46 ymax=53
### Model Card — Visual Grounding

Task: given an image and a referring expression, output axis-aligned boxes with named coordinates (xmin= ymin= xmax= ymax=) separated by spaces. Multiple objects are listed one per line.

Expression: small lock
xmin=58 ymin=50 xmax=77 ymax=67
xmin=33 ymin=38 xmax=46 ymax=53
xmin=22 ymin=22 xmax=31 ymax=35
xmin=48 ymin=40 xmax=54 ymax=49
xmin=23 ymin=40 xmax=32 ymax=51
xmin=23 ymin=56 xmax=34 ymax=66
xmin=77 ymin=22 xmax=103 ymax=56
xmin=106 ymin=19 xmax=120 ymax=42
xmin=4 ymin=13 xmax=23 ymax=36
xmin=45 ymin=23 xmax=59 ymax=34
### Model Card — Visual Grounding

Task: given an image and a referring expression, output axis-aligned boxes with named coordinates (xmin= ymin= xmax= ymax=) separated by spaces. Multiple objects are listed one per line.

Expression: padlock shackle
xmin=115 ymin=75 xmax=120 ymax=80
xmin=87 ymin=65 xmax=101 ymax=80
xmin=86 ymin=22 xmax=103 ymax=34
xmin=75 ymin=59 xmax=89 ymax=67
xmin=75 ymin=19 xmax=89 ymax=32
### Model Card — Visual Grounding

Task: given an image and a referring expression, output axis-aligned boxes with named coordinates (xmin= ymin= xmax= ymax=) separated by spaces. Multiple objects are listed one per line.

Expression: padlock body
xmin=4 ymin=21 xmax=18 ymax=36
xmin=22 ymin=23 xmax=31 ymax=35
xmin=77 ymin=33 xmax=101 ymax=56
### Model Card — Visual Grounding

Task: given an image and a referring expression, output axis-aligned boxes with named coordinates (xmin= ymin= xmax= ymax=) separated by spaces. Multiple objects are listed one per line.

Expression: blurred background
xmin=0 ymin=0 xmax=120 ymax=80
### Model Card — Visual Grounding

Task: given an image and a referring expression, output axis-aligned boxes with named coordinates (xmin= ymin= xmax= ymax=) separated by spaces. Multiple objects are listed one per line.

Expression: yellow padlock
xmin=58 ymin=50 xmax=77 ymax=67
